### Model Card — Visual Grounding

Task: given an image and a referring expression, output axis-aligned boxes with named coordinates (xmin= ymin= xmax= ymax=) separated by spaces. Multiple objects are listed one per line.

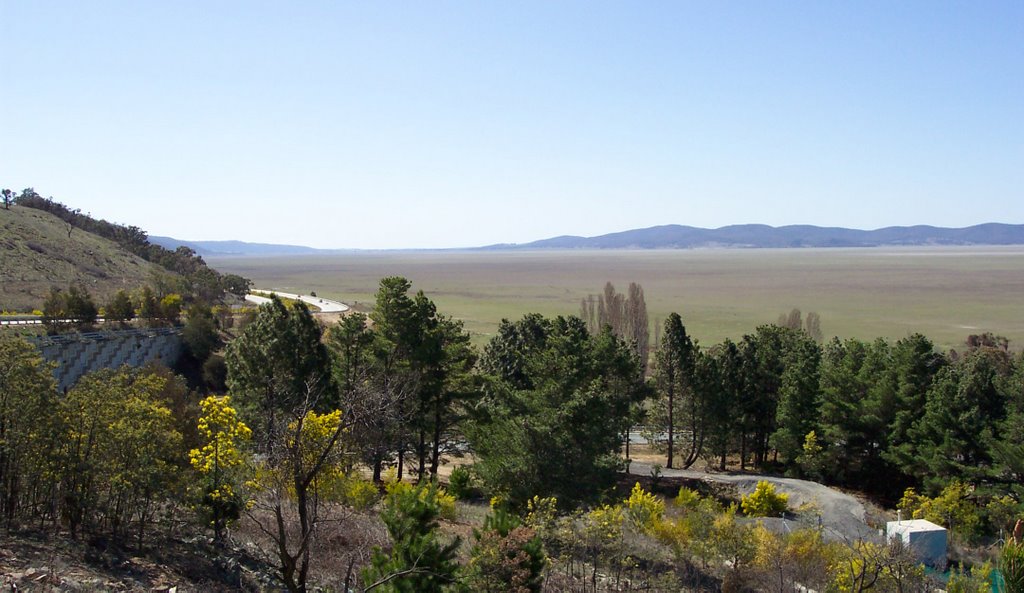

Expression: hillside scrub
xmin=9 ymin=188 xmax=251 ymax=303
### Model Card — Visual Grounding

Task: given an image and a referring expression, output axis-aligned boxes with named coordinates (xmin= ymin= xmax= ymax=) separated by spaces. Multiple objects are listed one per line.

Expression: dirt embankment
xmin=0 ymin=531 xmax=277 ymax=592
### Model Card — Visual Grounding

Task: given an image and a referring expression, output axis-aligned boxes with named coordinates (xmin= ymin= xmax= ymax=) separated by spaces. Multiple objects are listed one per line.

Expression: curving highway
xmin=245 ymin=290 xmax=349 ymax=313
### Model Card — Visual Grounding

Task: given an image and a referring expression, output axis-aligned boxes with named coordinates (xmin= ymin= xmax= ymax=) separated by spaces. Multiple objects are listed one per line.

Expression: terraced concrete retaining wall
xmin=30 ymin=328 xmax=183 ymax=391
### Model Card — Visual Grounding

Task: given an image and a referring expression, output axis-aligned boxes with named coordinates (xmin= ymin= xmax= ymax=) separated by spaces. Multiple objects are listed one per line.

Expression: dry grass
xmin=0 ymin=205 xmax=169 ymax=312
xmin=210 ymin=247 xmax=1024 ymax=350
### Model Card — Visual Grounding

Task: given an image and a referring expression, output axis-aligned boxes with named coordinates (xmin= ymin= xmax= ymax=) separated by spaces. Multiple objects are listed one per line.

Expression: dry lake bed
xmin=209 ymin=246 xmax=1024 ymax=350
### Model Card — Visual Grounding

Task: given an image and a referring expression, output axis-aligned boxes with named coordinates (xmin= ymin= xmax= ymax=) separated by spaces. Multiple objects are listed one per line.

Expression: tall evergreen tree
xmin=224 ymin=295 xmax=335 ymax=453
xmin=424 ymin=316 xmax=477 ymax=478
xmin=367 ymin=277 xmax=421 ymax=479
xmin=817 ymin=338 xmax=897 ymax=489
xmin=338 ymin=278 xmax=476 ymax=483
xmin=705 ymin=339 xmax=742 ymax=471
xmin=910 ymin=346 xmax=1010 ymax=490
xmin=652 ymin=313 xmax=698 ymax=469
xmin=770 ymin=332 xmax=822 ymax=467
xmin=471 ymin=315 xmax=648 ymax=509
xmin=991 ymin=352 xmax=1024 ymax=514
xmin=881 ymin=333 xmax=946 ymax=491
xmin=738 ymin=325 xmax=796 ymax=468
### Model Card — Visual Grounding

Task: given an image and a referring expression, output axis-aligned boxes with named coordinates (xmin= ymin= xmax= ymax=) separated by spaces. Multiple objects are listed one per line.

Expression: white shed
xmin=886 ymin=519 xmax=947 ymax=569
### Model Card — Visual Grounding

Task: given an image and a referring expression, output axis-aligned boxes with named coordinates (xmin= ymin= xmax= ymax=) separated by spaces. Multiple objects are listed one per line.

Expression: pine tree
xmin=363 ymin=482 xmax=461 ymax=592
xmin=770 ymin=334 xmax=821 ymax=467
xmin=652 ymin=313 xmax=698 ymax=469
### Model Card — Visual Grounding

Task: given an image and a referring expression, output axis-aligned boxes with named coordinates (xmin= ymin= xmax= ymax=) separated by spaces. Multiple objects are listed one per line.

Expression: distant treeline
xmin=11 ymin=188 xmax=250 ymax=301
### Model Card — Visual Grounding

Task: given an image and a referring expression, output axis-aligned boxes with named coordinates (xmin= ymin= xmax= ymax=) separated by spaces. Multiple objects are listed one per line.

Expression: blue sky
xmin=3 ymin=2 xmax=1022 ymax=249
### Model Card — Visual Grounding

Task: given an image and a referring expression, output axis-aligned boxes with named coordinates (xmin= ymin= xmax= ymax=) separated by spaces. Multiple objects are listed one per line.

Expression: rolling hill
xmin=0 ymin=205 xmax=173 ymax=312
xmin=494 ymin=223 xmax=1024 ymax=250
xmin=156 ymin=223 xmax=1024 ymax=255
xmin=148 ymin=236 xmax=333 ymax=256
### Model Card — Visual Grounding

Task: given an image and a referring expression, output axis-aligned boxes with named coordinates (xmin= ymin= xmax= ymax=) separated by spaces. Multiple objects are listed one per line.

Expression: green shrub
xmin=363 ymin=481 xmax=461 ymax=592
xmin=448 ymin=465 xmax=482 ymax=500
xmin=947 ymin=562 xmax=992 ymax=593
xmin=674 ymin=486 xmax=702 ymax=509
xmin=385 ymin=477 xmax=457 ymax=521
xmin=1003 ymin=525 xmax=1024 ymax=593
xmin=341 ymin=477 xmax=380 ymax=511
xmin=741 ymin=480 xmax=789 ymax=517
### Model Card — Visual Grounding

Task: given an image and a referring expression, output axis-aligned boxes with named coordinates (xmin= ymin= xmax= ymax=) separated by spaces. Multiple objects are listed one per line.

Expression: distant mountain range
xmin=490 ymin=223 xmax=1024 ymax=250
xmin=153 ymin=223 xmax=1024 ymax=256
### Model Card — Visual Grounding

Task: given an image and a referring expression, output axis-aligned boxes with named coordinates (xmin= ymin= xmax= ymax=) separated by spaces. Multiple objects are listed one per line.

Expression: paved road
xmin=0 ymin=317 xmax=110 ymax=326
xmin=5 ymin=290 xmax=350 ymax=325
xmin=245 ymin=290 xmax=349 ymax=313
xmin=0 ymin=318 xmax=43 ymax=326
xmin=628 ymin=460 xmax=879 ymax=542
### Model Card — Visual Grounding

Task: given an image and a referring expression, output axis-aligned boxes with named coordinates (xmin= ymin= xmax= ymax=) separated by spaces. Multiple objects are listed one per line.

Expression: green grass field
xmin=209 ymin=247 xmax=1024 ymax=351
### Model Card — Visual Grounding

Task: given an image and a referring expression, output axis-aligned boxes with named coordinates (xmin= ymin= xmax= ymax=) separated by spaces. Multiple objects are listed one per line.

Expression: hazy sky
xmin=3 ymin=2 xmax=1022 ymax=249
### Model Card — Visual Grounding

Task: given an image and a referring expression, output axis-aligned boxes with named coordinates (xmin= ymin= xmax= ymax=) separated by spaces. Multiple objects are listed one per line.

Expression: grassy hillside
xmin=0 ymin=205 xmax=171 ymax=312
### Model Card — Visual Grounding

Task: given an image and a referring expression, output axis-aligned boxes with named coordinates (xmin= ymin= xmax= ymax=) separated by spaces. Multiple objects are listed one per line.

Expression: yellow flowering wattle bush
xmin=741 ymin=480 xmax=789 ymax=517
xmin=386 ymin=474 xmax=457 ymax=521
xmin=674 ymin=486 xmax=702 ymax=509
xmin=189 ymin=395 xmax=252 ymax=539
xmin=625 ymin=482 xmax=664 ymax=533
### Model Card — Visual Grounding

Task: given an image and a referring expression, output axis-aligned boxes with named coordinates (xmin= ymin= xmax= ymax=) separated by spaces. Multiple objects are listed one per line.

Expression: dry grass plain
xmin=209 ymin=247 xmax=1024 ymax=351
